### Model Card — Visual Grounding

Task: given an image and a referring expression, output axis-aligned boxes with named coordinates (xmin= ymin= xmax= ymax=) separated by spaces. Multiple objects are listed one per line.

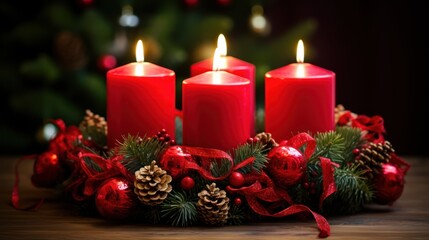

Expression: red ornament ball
xmin=229 ymin=171 xmax=245 ymax=188
xmin=160 ymin=146 xmax=194 ymax=179
xmin=95 ymin=178 xmax=137 ymax=220
xmin=180 ymin=176 xmax=195 ymax=190
xmin=31 ymin=152 xmax=65 ymax=188
xmin=374 ymin=163 xmax=405 ymax=205
xmin=97 ymin=54 xmax=117 ymax=71
xmin=233 ymin=197 xmax=242 ymax=206
xmin=267 ymin=146 xmax=306 ymax=187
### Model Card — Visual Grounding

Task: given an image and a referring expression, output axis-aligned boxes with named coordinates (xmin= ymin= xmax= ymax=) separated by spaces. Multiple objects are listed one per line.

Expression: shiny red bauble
xmin=95 ymin=178 xmax=137 ymax=220
xmin=160 ymin=146 xmax=194 ymax=179
xmin=229 ymin=171 xmax=245 ymax=188
xmin=31 ymin=152 xmax=65 ymax=188
xmin=374 ymin=163 xmax=405 ymax=205
xmin=267 ymin=146 xmax=306 ymax=187
xmin=180 ymin=176 xmax=195 ymax=190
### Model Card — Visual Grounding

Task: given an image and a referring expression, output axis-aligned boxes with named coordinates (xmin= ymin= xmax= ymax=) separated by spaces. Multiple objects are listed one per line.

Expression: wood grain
xmin=1 ymin=156 xmax=428 ymax=239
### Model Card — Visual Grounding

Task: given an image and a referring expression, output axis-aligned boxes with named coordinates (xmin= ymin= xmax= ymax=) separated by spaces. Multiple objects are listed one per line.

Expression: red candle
xmin=190 ymin=34 xmax=256 ymax=135
xmin=265 ymin=40 xmax=335 ymax=140
xmin=107 ymin=40 xmax=175 ymax=148
xmin=183 ymin=49 xmax=251 ymax=151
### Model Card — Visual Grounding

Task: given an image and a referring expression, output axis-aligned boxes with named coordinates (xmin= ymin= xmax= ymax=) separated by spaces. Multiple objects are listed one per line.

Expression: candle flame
xmin=136 ymin=40 xmax=144 ymax=63
xmin=212 ymin=48 xmax=221 ymax=71
xmin=296 ymin=39 xmax=304 ymax=63
xmin=217 ymin=34 xmax=227 ymax=57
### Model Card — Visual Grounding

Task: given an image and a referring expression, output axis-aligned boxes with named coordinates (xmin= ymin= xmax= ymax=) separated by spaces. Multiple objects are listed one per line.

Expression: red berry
xmin=353 ymin=148 xmax=360 ymax=155
xmin=170 ymin=139 xmax=176 ymax=146
xmin=161 ymin=128 xmax=167 ymax=134
xmin=234 ymin=197 xmax=242 ymax=206
xmin=247 ymin=138 xmax=254 ymax=144
xmin=303 ymin=182 xmax=309 ymax=189
xmin=229 ymin=171 xmax=245 ymax=188
xmin=253 ymin=137 xmax=260 ymax=143
xmin=180 ymin=176 xmax=195 ymax=190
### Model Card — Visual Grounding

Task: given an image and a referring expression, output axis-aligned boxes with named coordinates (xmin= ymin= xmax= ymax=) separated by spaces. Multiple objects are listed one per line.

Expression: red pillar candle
xmin=265 ymin=40 xmax=335 ymax=141
xmin=107 ymin=40 xmax=175 ymax=148
xmin=183 ymin=48 xmax=251 ymax=151
xmin=190 ymin=34 xmax=256 ymax=136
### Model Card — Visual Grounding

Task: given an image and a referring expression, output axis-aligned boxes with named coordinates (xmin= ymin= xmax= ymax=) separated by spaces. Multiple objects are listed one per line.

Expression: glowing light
xmin=217 ymin=34 xmax=227 ymax=57
xmin=136 ymin=40 xmax=144 ymax=63
xmin=296 ymin=39 xmax=304 ymax=63
xmin=212 ymin=48 xmax=221 ymax=71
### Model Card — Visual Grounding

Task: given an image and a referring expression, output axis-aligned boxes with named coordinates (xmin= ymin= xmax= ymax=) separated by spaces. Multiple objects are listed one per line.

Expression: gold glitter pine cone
xmin=134 ymin=160 xmax=173 ymax=206
xmin=197 ymin=183 xmax=230 ymax=226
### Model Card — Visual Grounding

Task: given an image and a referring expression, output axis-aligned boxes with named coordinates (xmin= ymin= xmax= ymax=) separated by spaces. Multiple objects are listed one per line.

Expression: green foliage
xmin=322 ymin=166 xmax=373 ymax=215
xmin=118 ymin=135 xmax=167 ymax=173
xmin=232 ymin=142 xmax=269 ymax=174
xmin=335 ymin=126 xmax=366 ymax=164
xmin=160 ymin=190 xmax=198 ymax=227
xmin=227 ymin=204 xmax=246 ymax=226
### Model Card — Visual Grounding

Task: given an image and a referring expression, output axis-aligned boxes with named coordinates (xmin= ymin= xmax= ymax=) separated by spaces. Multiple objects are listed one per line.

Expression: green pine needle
xmin=232 ymin=142 xmax=269 ymax=174
xmin=160 ymin=190 xmax=198 ymax=227
xmin=311 ymin=130 xmax=346 ymax=164
xmin=118 ymin=135 xmax=167 ymax=173
xmin=322 ymin=166 xmax=373 ymax=215
xmin=211 ymin=158 xmax=233 ymax=178
xmin=227 ymin=204 xmax=246 ymax=225
xmin=335 ymin=126 xmax=366 ymax=164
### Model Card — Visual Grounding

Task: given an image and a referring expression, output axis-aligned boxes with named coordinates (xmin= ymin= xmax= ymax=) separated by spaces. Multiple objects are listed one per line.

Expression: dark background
xmin=0 ymin=0 xmax=427 ymax=156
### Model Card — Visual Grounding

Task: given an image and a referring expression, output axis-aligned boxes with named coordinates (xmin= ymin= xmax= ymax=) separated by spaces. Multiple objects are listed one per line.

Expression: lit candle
xmin=107 ymin=40 xmax=176 ymax=148
xmin=265 ymin=40 xmax=335 ymax=140
xmin=183 ymin=48 xmax=251 ymax=151
xmin=190 ymin=34 xmax=256 ymax=135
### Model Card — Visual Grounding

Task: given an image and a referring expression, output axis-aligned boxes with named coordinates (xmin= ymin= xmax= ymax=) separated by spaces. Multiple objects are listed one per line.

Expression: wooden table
xmin=1 ymin=156 xmax=428 ymax=239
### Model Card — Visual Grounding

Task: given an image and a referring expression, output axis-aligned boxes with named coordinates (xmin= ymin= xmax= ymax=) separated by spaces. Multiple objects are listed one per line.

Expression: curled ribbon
xmin=65 ymin=151 xmax=132 ymax=201
xmin=226 ymin=133 xmax=336 ymax=238
xmin=11 ymin=155 xmax=44 ymax=211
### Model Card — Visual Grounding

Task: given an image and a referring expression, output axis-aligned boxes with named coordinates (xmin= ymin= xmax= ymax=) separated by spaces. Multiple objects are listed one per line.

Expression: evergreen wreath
xmin=11 ymin=106 xmax=410 ymax=238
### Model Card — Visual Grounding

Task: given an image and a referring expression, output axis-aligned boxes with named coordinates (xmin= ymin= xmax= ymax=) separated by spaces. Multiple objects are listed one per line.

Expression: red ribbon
xmin=226 ymin=133 xmax=336 ymax=238
xmin=65 ymin=151 xmax=132 ymax=201
xmin=11 ymin=155 xmax=44 ymax=211
xmin=176 ymin=146 xmax=255 ymax=181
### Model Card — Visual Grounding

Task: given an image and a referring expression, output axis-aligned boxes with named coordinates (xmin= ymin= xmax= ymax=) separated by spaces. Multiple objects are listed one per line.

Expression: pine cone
xmin=356 ymin=141 xmax=395 ymax=178
xmin=79 ymin=110 xmax=108 ymax=147
xmin=255 ymin=132 xmax=278 ymax=150
xmin=134 ymin=161 xmax=172 ymax=206
xmin=197 ymin=183 xmax=230 ymax=226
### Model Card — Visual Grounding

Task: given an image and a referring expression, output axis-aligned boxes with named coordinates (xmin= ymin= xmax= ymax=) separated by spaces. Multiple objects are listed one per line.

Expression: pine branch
xmin=227 ymin=204 xmax=246 ymax=225
xmin=335 ymin=126 xmax=366 ymax=164
xmin=211 ymin=159 xmax=233 ymax=178
xmin=322 ymin=166 xmax=373 ymax=215
xmin=118 ymin=135 xmax=167 ymax=173
xmin=232 ymin=142 xmax=269 ymax=174
xmin=160 ymin=190 xmax=198 ymax=227
xmin=310 ymin=131 xmax=346 ymax=165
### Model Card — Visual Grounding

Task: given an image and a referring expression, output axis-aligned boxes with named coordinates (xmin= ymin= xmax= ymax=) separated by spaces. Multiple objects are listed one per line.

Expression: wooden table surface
xmin=1 ymin=156 xmax=428 ymax=240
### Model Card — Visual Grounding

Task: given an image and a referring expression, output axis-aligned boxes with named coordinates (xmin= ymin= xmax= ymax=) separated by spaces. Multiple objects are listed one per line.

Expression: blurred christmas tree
xmin=0 ymin=0 xmax=316 ymax=154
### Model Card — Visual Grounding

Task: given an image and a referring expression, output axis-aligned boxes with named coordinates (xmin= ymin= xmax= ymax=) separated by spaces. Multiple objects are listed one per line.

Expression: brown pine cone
xmin=134 ymin=160 xmax=173 ymax=206
xmin=79 ymin=110 xmax=108 ymax=147
xmin=255 ymin=132 xmax=278 ymax=150
xmin=356 ymin=141 xmax=395 ymax=178
xmin=197 ymin=183 xmax=230 ymax=226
